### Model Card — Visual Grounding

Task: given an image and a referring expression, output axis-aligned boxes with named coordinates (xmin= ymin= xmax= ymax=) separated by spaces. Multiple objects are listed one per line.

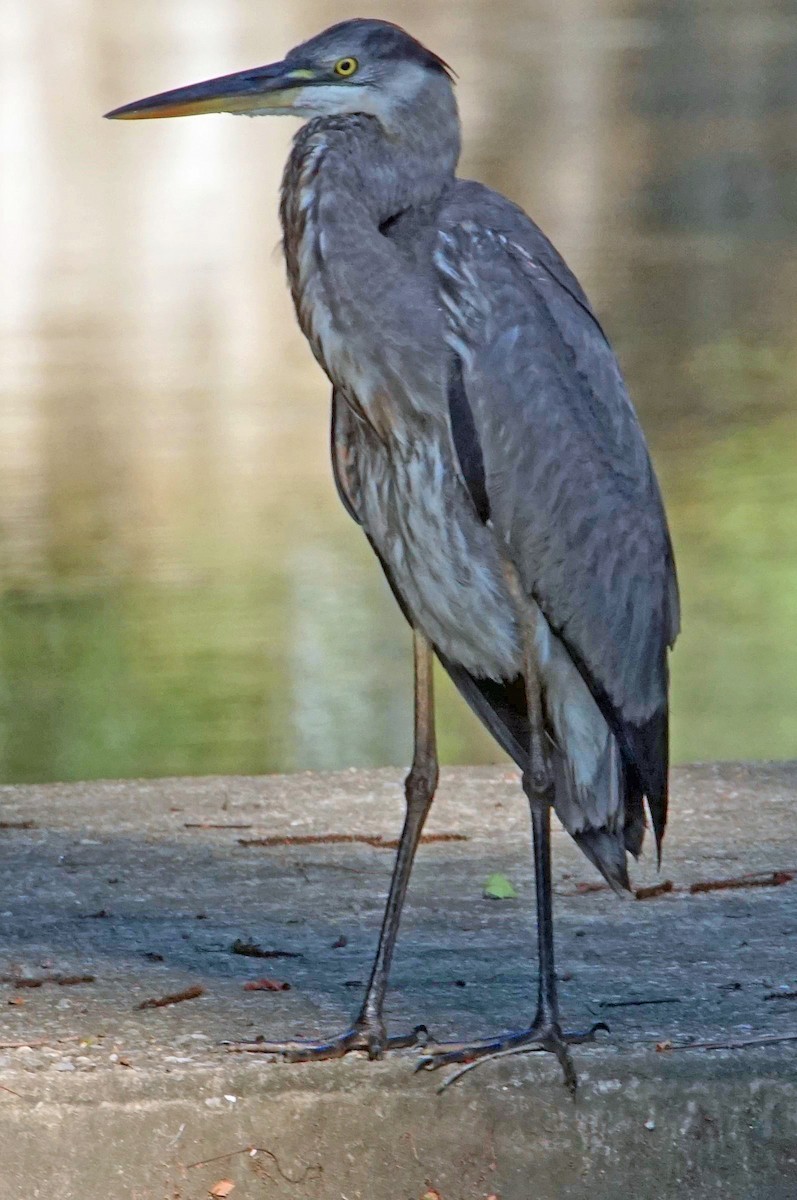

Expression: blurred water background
xmin=1 ymin=0 xmax=796 ymax=784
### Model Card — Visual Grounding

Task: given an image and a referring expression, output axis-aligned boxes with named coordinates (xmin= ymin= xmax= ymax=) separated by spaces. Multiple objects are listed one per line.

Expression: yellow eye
xmin=333 ymin=57 xmax=358 ymax=78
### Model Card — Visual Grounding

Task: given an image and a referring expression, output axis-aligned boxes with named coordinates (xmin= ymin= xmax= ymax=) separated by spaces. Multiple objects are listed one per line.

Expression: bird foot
xmin=416 ymin=1020 xmax=609 ymax=1094
xmin=225 ymin=1022 xmax=430 ymax=1063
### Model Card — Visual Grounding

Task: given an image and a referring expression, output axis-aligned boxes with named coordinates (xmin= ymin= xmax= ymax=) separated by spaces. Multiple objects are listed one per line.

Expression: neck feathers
xmin=280 ymin=110 xmax=453 ymax=352
xmin=279 ymin=111 xmax=453 ymax=435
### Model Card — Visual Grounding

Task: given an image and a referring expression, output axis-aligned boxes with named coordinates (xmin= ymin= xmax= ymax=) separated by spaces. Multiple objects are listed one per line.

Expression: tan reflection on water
xmin=2 ymin=0 xmax=797 ymax=783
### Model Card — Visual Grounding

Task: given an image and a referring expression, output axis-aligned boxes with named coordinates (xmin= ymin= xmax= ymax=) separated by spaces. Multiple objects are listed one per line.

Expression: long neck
xmin=283 ymin=117 xmax=455 ymax=272
xmin=279 ymin=100 xmax=459 ymax=433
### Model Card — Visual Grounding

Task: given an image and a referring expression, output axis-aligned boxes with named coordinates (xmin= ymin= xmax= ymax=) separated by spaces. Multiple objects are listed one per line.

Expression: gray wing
xmin=330 ymin=388 xmax=363 ymax=525
xmin=435 ymin=182 xmax=679 ymax=848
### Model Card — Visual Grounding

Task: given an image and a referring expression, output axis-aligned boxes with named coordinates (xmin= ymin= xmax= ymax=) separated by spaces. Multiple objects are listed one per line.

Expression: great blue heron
xmin=107 ymin=18 xmax=679 ymax=1089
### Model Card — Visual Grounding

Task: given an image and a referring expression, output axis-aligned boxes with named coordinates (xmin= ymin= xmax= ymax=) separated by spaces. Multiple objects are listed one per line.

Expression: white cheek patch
xmin=295 ymin=84 xmax=372 ymax=115
xmin=231 ymin=84 xmax=372 ymax=119
xmin=242 ymin=66 xmax=430 ymax=123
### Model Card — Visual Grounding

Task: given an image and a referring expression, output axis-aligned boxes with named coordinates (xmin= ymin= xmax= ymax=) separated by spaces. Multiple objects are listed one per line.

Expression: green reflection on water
xmin=0 ymin=529 xmax=501 ymax=784
xmin=669 ymin=411 xmax=797 ymax=763
xmin=3 ymin=2 xmax=797 ymax=783
xmin=2 ymin=402 xmax=796 ymax=784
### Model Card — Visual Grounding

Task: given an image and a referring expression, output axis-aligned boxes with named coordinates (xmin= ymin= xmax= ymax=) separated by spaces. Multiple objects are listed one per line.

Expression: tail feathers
xmin=622 ymin=707 xmax=669 ymax=862
xmin=552 ymin=740 xmax=635 ymax=894
xmin=573 ymin=829 xmax=630 ymax=895
xmin=578 ymin=766 xmax=651 ymax=892
xmin=436 ymin=654 xmax=657 ymax=884
xmin=622 ymin=762 xmax=647 ymax=860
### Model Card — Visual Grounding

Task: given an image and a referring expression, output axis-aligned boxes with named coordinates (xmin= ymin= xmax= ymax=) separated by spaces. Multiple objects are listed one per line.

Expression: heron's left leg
xmin=349 ymin=627 xmax=440 ymax=1051
xmin=228 ymin=628 xmax=438 ymax=1062
xmin=417 ymin=571 xmax=605 ymax=1090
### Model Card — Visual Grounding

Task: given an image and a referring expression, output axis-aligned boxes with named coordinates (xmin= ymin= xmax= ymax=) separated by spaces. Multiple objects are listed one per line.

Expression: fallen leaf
xmin=243 ymin=978 xmax=291 ymax=992
xmin=7 ymin=996 xmax=25 ymax=1006
xmin=421 ymin=1191 xmax=443 ymax=1200
xmin=655 ymin=1040 xmax=673 ymax=1052
xmin=483 ymin=873 xmax=517 ymax=900
xmin=209 ymin=1181 xmax=235 ymax=1198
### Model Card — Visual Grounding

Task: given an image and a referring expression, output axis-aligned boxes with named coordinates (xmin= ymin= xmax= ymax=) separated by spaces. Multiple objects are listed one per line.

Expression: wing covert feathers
xmin=435 ymin=184 xmax=678 ymax=865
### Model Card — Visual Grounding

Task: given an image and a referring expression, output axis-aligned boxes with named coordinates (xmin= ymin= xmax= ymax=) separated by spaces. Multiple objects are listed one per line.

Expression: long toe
xmin=417 ymin=1021 xmax=609 ymax=1092
xmin=225 ymin=1022 xmax=430 ymax=1064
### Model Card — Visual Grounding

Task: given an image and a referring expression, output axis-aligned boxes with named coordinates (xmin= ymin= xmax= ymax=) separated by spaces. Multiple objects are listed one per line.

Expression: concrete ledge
xmin=1 ymin=763 xmax=796 ymax=1198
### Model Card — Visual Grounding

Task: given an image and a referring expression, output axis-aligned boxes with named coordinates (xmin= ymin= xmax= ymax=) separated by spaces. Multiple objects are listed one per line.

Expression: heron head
xmin=105 ymin=19 xmax=455 ymax=131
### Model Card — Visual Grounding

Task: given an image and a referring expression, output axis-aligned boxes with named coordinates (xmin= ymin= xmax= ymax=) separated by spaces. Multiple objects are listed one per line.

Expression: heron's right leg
xmin=229 ymin=628 xmax=438 ymax=1062
xmin=417 ymin=570 xmax=605 ymax=1089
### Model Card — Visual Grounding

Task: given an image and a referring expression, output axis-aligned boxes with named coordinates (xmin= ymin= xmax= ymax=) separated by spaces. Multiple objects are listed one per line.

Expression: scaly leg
xmin=417 ymin=568 xmax=605 ymax=1091
xmin=230 ymin=629 xmax=439 ymax=1061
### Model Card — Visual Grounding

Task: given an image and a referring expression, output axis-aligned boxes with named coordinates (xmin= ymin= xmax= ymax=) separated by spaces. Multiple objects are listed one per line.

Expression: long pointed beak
xmin=105 ymin=60 xmax=316 ymax=120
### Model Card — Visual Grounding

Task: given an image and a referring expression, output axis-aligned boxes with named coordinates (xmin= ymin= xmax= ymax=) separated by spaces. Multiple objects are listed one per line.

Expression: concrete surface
xmin=0 ymin=762 xmax=795 ymax=1200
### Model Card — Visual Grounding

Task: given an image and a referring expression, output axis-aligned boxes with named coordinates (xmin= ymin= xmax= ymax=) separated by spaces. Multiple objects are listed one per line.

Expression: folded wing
xmin=435 ymin=183 xmax=679 ymax=856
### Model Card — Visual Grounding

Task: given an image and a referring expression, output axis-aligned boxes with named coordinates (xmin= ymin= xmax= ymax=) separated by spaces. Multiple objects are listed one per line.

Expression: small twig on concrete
xmin=665 ymin=1033 xmax=797 ymax=1052
xmin=764 ymin=990 xmax=797 ymax=1001
xmin=185 ymin=1145 xmax=322 ymax=1185
xmin=599 ymin=996 xmax=681 ymax=1009
xmin=0 ymin=974 xmax=95 ymax=988
xmin=634 ymin=881 xmax=674 ymax=900
xmin=137 ymin=984 xmax=205 ymax=1010
xmin=558 ymin=881 xmax=609 ymax=896
xmin=184 ymin=823 xmax=253 ymax=830
xmin=248 ymin=1147 xmax=323 ymax=1186
xmin=0 ymin=821 xmax=36 ymax=830
xmin=238 ymin=832 xmax=468 ymax=849
xmin=560 ymin=870 xmax=794 ymax=900
xmin=186 ymin=1148 xmax=250 ymax=1169
xmin=242 ymin=979 xmax=290 ymax=992
xmin=689 ymin=870 xmax=794 ymax=894
xmin=0 ymin=1083 xmax=25 ymax=1098
xmin=231 ymin=939 xmax=302 ymax=960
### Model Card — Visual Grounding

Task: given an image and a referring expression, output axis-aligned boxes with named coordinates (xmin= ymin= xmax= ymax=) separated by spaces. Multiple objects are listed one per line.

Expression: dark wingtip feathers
xmin=624 ymin=707 xmax=670 ymax=863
